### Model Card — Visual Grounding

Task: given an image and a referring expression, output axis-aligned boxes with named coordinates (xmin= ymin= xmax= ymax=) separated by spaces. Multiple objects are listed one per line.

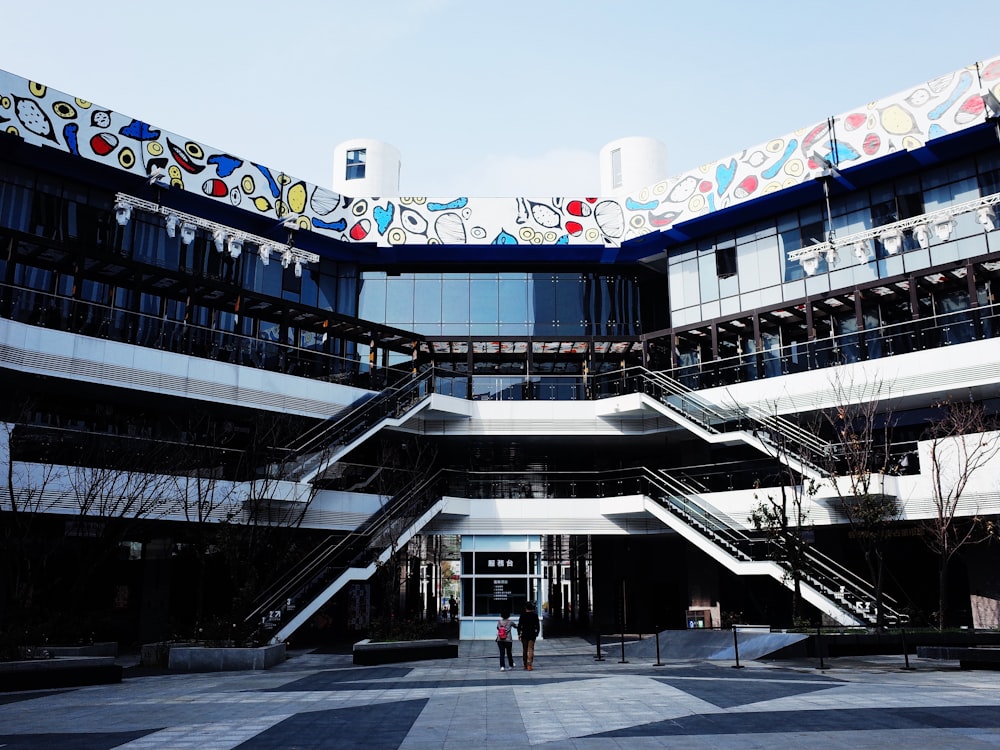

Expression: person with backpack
xmin=496 ymin=609 xmax=515 ymax=671
xmin=515 ymin=601 xmax=540 ymax=670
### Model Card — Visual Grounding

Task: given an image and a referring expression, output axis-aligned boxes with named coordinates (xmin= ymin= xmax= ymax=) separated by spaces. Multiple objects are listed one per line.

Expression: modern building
xmin=2 ymin=55 xmax=1000 ymax=646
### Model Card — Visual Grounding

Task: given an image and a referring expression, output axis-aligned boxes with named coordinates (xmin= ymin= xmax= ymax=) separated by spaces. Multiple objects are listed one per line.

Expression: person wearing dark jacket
xmin=515 ymin=602 xmax=540 ymax=670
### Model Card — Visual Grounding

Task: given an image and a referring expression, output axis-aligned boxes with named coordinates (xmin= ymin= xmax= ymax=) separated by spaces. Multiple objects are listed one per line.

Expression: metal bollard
xmin=732 ymin=627 xmax=744 ymax=669
xmin=816 ymin=626 xmax=826 ymax=671
xmin=594 ymin=632 xmax=605 ymax=661
xmin=654 ymin=626 xmax=663 ymax=667
xmin=901 ymin=628 xmax=914 ymax=670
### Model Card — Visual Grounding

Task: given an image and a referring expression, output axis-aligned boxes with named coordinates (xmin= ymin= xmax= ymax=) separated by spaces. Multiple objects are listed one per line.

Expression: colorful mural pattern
xmin=2 ymin=56 xmax=999 ymax=252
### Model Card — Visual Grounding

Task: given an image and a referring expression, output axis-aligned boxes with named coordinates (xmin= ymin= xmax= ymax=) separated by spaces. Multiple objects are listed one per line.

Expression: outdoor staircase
xmin=244 ymin=366 xmax=898 ymax=640
xmin=277 ymin=369 xmax=434 ymax=483
xmin=637 ymin=368 xmax=833 ymax=480
xmin=244 ymin=470 xmax=446 ymax=644
xmin=638 ymin=467 xmax=908 ymax=627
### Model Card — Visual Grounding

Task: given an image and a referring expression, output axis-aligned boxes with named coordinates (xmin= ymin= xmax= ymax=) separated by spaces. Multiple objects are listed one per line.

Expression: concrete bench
xmin=917 ymin=645 xmax=1000 ymax=670
xmin=353 ymin=639 xmax=458 ymax=666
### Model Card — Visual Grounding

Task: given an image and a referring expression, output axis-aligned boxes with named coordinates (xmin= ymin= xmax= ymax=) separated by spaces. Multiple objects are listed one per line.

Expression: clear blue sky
xmin=3 ymin=1 xmax=999 ymax=197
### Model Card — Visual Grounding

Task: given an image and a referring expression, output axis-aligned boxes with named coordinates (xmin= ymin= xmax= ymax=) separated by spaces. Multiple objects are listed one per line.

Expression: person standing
xmin=449 ymin=595 xmax=458 ymax=623
xmin=516 ymin=602 xmax=540 ymax=670
xmin=496 ymin=610 xmax=515 ymax=671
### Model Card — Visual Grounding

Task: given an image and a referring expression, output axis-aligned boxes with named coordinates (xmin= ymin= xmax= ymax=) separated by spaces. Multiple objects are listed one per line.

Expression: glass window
xmin=442 ymin=276 xmax=470 ymax=324
xmin=259 ymin=319 xmax=280 ymax=342
xmin=0 ymin=173 xmax=34 ymax=232
xmin=737 ymin=239 xmax=760 ymax=290
xmin=898 ymin=181 xmax=924 ymax=220
xmin=414 ymin=278 xmax=442 ymax=323
xmin=299 ymin=264 xmax=319 ymax=307
xmin=716 ymin=244 xmax=737 ymax=278
xmin=554 ymin=274 xmax=584 ymax=331
xmin=978 ymin=153 xmax=1000 ymax=195
xmin=498 ymin=277 xmax=529 ymax=324
xmin=337 ymin=273 xmax=358 ymax=316
xmin=669 ymin=258 xmax=699 ymax=312
xmin=346 ymin=148 xmax=366 ymax=181
xmin=779 ymin=226 xmax=804 ymax=282
xmin=359 ymin=273 xmax=387 ymax=321
xmin=470 ymin=279 xmax=498 ymax=325
xmin=385 ymin=277 xmax=414 ymax=326
xmin=281 ymin=262 xmax=301 ymax=300
xmin=698 ymin=253 xmax=719 ymax=302
xmin=755 ymin=234 xmax=781 ymax=288
xmin=317 ymin=270 xmax=337 ymax=312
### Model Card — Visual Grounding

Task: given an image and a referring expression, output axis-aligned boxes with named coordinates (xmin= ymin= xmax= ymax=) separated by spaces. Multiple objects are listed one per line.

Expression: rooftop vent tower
xmin=599 ymin=137 xmax=668 ymax=196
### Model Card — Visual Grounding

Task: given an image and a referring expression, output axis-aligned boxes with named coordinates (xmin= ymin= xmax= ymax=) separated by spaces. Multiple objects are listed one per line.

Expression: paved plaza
xmin=1 ymin=636 xmax=999 ymax=749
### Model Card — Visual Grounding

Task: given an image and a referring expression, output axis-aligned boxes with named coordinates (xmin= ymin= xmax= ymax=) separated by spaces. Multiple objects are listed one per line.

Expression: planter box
xmin=47 ymin=642 xmax=118 ymax=658
xmin=918 ymin=645 xmax=1000 ymax=670
xmin=353 ymin=638 xmax=457 ymax=666
xmin=165 ymin=643 xmax=286 ymax=672
xmin=0 ymin=656 xmax=121 ymax=691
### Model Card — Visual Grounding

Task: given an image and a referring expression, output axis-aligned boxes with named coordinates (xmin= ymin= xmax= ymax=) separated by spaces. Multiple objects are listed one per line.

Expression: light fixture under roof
xmin=787 ymin=190 xmax=1000 ymax=273
xmin=179 ymin=222 xmax=196 ymax=246
xmin=933 ymin=214 xmax=955 ymax=242
xmin=853 ymin=238 xmax=872 ymax=262
xmin=114 ymin=200 xmax=132 ymax=227
xmin=164 ymin=213 xmax=179 ymax=238
xmin=113 ymin=192 xmax=321 ymax=272
xmin=800 ymin=251 xmax=820 ymax=276
xmin=213 ymin=228 xmax=228 ymax=253
xmin=880 ymin=227 xmax=903 ymax=255
xmin=977 ymin=205 xmax=997 ymax=231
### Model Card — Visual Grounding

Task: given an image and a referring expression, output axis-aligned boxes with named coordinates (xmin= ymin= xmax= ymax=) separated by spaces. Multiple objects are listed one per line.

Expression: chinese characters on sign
xmin=488 ymin=559 xmax=516 ymax=569
xmin=493 ymin=579 xmax=510 ymax=601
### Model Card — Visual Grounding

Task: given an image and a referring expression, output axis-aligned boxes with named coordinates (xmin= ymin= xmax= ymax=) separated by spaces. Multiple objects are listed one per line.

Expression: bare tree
xmin=745 ymin=401 xmax=817 ymax=626
xmin=749 ymin=476 xmax=817 ymax=626
xmin=821 ymin=371 xmax=901 ymax=629
xmin=217 ymin=413 xmax=326 ymax=642
xmin=2 ymin=409 xmax=177 ymax=650
xmin=367 ymin=435 xmax=439 ymax=638
xmin=0 ymin=410 xmax=63 ymax=655
xmin=172 ymin=456 xmax=244 ymax=637
xmin=922 ymin=397 xmax=1000 ymax=630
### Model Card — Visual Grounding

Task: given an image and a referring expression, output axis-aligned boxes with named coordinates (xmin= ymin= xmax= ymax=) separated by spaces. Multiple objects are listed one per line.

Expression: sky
xmin=3 ymin=1 xmax=1000 ymax=197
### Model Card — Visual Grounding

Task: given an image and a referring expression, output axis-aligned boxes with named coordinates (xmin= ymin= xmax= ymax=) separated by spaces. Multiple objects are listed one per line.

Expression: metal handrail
xmin=637 ymin=466 xmax=905 ymax=625
xmin=631 ymin=367 xmax=833 ymax=476
xmin=279 ymin=369 xmax=435 ymax=480
xmin=244 ymin=469 xmax=445 ymax=632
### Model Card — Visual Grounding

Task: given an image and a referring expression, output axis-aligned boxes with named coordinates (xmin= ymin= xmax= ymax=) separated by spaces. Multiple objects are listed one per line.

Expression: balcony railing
xmin=0 ymin=280 xmax=412 ymax=389
xmin=668 ymin=301 xmax=1000 ymax=391
xmin=4 ymin=281 xmax=999 ymax=403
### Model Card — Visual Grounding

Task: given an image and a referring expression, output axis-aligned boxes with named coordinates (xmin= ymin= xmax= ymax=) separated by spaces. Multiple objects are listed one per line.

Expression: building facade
xmin=2 ymin=56 xmax=1000 ymax=646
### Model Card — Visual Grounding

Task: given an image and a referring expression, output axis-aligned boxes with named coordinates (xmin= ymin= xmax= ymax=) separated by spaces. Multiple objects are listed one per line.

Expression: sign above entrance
xmin=474 ymin=555 xmax=528 ymax=575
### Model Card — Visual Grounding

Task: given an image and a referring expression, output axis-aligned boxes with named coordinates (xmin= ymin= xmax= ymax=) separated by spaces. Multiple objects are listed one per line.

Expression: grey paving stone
xmin=0 ymin=638 xmax=998 ymax=750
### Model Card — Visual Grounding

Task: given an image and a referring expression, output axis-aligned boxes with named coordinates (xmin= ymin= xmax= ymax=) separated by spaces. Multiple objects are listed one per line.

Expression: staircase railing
xmin=243 ymin=468 xmax=445 ymax=641
xmin=279 ymin=368 xmax=435 ymax=481
xmin=798 ymin=543 xmax=908 ymax=626
xmin=637 ymin=367 xmax=833 ymax=477
xmin=637 ymin=466 xmax=907 ymax=627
